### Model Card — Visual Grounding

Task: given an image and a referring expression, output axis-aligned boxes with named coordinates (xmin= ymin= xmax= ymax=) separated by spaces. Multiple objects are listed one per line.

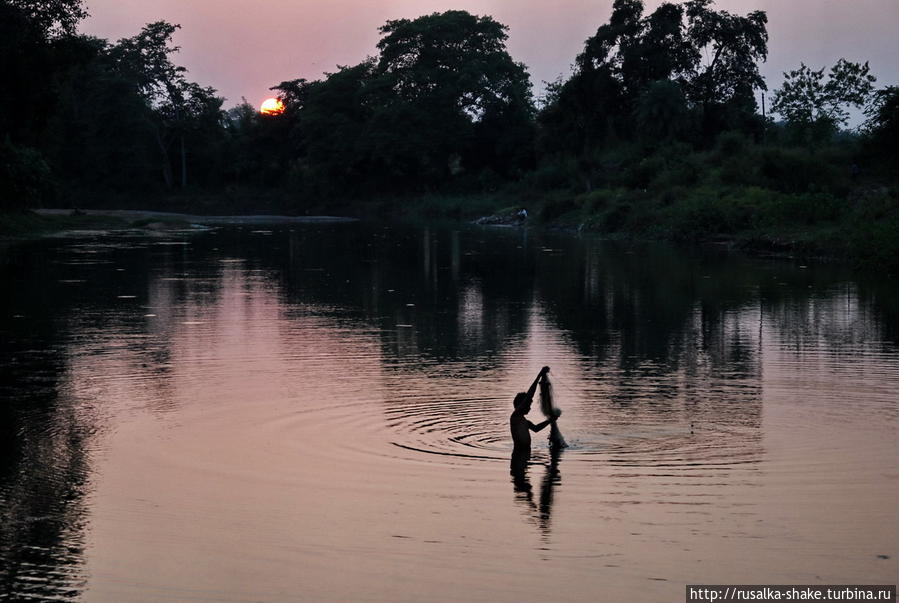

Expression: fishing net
xmin=539 ymin=374 xmax=568 ymax=449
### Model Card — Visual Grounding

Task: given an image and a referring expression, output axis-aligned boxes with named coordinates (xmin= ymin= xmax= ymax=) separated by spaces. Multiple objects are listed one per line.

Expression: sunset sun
xmin=259 ymin=97 xmax=285 ymax=115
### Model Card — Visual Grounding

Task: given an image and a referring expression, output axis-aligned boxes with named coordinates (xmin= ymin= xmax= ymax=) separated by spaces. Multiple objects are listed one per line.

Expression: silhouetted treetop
xmin=6 ymin=0 xmax=87 ymax=36
xmin=684 ymin=0 xmax=768 ymax=104
xmin=772 ymin=59 xmax=875 ymax=143
xmin=376 ymin=11 xmax=530 ymax=116
xmin=540 ymin=0 xmax=769 ymax=162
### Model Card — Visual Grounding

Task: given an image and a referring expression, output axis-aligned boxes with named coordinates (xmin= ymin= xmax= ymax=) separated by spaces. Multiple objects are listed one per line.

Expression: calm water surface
xmin=1 ymin=222 xmax=898 ymax=601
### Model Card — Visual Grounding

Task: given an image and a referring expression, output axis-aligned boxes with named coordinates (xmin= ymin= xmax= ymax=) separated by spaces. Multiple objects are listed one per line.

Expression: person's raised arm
xmin=525 ymin=366 xmax=550 ymax=400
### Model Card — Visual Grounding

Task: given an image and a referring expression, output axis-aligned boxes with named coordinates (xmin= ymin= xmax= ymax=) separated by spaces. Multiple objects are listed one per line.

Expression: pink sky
xmin=82 ymin=0 xmax=899 ymax=115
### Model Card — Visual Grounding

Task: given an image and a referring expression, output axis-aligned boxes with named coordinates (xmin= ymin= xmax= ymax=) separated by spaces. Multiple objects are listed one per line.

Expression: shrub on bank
xmin=0 ymin=140 xmax=56 ymax=210
xmin=654 ymin=187 xmax=748 ymax=241
xmin=849 ymin=216 xmax=899 ymax=272
xmin=759 ymin=147 xmax=841 ymax=194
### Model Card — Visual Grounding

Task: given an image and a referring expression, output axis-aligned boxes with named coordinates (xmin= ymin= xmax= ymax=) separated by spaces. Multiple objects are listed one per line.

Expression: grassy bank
xmin=358 ymin=181 xmax=899 ymax=273
xmin=0 ymin=210 xmax=131 ymax=238
xmin=363 ymin=138 xmax=899 ymax=273
xmin=6 ymin=179 xmax=898 ymax=274
xmin=528 ymin=184 xmax=899 ymax=270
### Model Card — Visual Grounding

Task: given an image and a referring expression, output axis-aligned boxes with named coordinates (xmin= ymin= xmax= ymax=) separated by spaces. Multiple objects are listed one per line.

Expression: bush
xmin=759 ymin=147 xmax=838 ymax=193
xmin=623 ymin=156 xmax=666 ymax=189
xmin=539 ymin=196 xmax=579 ymax=223
xmin=849 ymin=216 xmax=899 ymax=273
xmin=0 ymin=139 xmax=55 ymax=210
xmin=528 ymin=157 xmax=579 ymax=191
xmin=714 ymin=131 xmax=750 ymax=159
xmin=852 ymin=187 xmax=898 ymax=221
xmin=578 ymin=189 xmax=615 ymax=212
xmin=656 ymin=187 xmax=777 ymax=240
xmin=767 ymin=193 xmax=843 ymax=225
xmin=651 ymin=157 xmax=702 ymax=190
xmin=600 ymin=201 xmax=633 ymax=232
xmin=718 ymin=156 xmax=759 ymax=186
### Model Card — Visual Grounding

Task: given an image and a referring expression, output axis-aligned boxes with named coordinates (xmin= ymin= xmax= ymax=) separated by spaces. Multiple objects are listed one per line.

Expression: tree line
xmin=1 ymin=0 xmax=897 ymax=214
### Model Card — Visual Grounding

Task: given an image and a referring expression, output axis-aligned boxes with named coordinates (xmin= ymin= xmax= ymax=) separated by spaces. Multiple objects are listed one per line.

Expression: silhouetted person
xmin=510 ymin=366 xmax=558 ymax=457
xmin=509 ymin=369 xmax=565 ymax=537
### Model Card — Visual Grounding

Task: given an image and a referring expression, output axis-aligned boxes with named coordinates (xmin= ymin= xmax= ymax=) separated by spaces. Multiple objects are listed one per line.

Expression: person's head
xmin=513 ymin=393 xmax=531 ymax=414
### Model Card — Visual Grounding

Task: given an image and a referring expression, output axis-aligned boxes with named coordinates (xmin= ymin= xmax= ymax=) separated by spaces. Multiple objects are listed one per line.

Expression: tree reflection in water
xmin=2 ymin=224 xmax=898 ymax=598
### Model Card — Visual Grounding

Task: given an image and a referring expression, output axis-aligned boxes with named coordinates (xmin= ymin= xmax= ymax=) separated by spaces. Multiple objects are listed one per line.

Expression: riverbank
xmin=524 ymin=184 xmax=899 ymax=272
xmin=0 ymin=210 xmax=132 ymax=238
xmin=383 ymin=184 xmax=899 ymax=273
xmin=0 ymin=209 xmax=358 ymax=241
xmin=4 ymin=180 xmax=897 ymax=273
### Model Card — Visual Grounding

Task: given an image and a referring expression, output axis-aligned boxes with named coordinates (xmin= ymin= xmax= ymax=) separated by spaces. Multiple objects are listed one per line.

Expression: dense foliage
xmin=1 ymin=1 xmax=227 ymax=205
xmin=1 ymin=0 xmax=897 ymax=268
xmin=258 ymin=11 xmax=536 ymax=200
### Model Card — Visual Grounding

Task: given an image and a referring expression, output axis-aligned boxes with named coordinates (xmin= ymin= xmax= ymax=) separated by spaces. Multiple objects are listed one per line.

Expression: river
xmin=1 ymin=221 xmax=897 ymax=601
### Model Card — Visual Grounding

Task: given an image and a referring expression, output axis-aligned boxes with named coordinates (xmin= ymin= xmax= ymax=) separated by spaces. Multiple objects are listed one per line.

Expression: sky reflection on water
xmin=1 ymin=224 xmax=897 ymax=601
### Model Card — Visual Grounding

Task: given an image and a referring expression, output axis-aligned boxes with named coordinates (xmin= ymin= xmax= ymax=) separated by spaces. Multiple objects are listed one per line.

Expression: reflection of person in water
xmin=511 ymin=439 xmax=563 ymax=537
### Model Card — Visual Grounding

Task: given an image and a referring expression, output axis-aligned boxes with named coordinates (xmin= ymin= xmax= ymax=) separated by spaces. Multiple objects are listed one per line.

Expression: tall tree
xmin=772 ymin=59 xmax=876 ymax=140
xmin=370 ymin=10 xmax=534 ymax=188
xmin=634 ymin=79 xmax=690 ymax=140
xmin=375 ymin=11 xmax=530 ymax=118
xmin=630 ymin=3 xmax=697 ymax=89
xmin=864 ymin=85 xmax=899 ymax=159
xmin=278 ymin=65 xmax=374 ymax=195
xmin=5 ymin=0 xmax=87 ymax=37
xmin=683 ymin=0 xmax=768 ymax=136
xmin=44 ymin=35 xmax=160 ymax=192
xmin=1 ymin=0 xmax=91 ymax=206
xmin=538 ymin=0 xmax=648 ymax=167
xmin=538 ymin=0 xmax=769 ymax=169
xmin=284 ymin=10 xmax=534 ymax=197
xmin=109 ymin=21 xmax=224 ymax=189
xmin=1 ymin=0 xmax=90 ymax=144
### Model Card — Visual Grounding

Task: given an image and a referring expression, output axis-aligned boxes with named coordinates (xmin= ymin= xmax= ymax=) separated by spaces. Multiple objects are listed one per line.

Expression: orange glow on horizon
xmin=260 ymin=97 xmax=285 ymax=116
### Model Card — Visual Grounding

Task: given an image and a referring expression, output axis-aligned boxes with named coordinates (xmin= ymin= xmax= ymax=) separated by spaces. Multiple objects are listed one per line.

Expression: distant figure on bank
xmin=510 ymin=366 xmax=560 ymax=455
